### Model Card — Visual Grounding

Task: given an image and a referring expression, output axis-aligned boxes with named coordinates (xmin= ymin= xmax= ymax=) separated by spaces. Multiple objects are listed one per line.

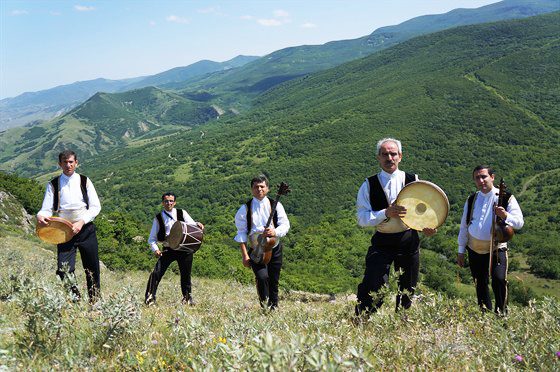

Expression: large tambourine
xmin=167 ymin=221 xmax=204 ymax=253
xmin=36 ymin=217 xmax=74 ymax=244
xmin=397 ymin=180 xmax=449 ymax=231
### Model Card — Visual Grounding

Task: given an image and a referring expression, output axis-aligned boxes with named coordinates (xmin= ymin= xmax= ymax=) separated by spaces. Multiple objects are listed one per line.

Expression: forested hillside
xmin=1 ymin=13 xmax=559 ymax=299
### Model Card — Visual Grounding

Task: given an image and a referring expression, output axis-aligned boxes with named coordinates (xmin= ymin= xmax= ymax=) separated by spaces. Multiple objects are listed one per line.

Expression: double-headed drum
xmin=167 ymin=221 xmax=204 ymax=253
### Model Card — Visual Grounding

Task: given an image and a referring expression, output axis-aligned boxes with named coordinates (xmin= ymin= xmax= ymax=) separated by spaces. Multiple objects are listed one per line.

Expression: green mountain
xmin=0 ymin=86 xmax=223 ymax=175
xmin=1 ymin=0 xmax=556 ymax=133
xmin=0 ymin=56 xmax=258 ymax=131
xmin=66 ymin=13 xmax=559 ymax=293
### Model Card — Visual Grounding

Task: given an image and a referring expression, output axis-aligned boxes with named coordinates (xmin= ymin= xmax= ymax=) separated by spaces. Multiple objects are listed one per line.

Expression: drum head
xmin=396 ymin=181 xmax=449 ymax=231
xmin=167 ymin=221 xmax=204 ymax=252
xmin=36 ymin=217 xmax=74 ymax=244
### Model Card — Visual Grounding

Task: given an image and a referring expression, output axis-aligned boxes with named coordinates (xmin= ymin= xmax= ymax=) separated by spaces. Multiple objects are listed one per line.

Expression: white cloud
xmin=50 ymin=11 xmax=62 ymax=16
xmin=257 ymin=18 xmax=283 ymax=26
xmin=11 ymin=9 xmax=29 ymax=15
xmin=74 ymin=5 xmax=96 ymax=12
xmin=240 ymin=15 xmax=254 ymax=20
xmin=198 ymin=7 xmax=219 ymax=14
xmin=166 ymin=15 xmax=190 ymax=24
xmin=301 ymin=23 xmax=318 ymax=29
xmin=273 ymin=10 xmax=290 ymax=18
xmin=149 ymin=20 xmax=156 ymax=26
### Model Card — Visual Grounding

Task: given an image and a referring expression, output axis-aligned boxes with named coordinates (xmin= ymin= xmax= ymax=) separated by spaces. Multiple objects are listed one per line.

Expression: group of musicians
xmin=37 ymin=139 xmax=523 ymax=314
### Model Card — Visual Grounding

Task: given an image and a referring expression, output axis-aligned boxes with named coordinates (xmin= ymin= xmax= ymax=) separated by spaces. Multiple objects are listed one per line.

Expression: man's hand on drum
xmin=422 ymin=228 xmax=437 ymax=236
xmin=154 ymin=249 xmax=163 ymax=257
xmin=385 ymin=204 xmax=406 ymax=218
xmin=196 ymin=222 xmax=205 ymax=230
xmin=36 ymin=215 xmax=51 ymax=226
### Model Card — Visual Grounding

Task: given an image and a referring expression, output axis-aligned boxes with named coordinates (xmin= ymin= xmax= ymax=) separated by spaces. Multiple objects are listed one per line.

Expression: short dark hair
xmin=161 ymin=192 xmax=176 ymax=201
xmin=58 ymin=150 xmax=77 ymax=162
xmin=472 ymin=164 xmax=494 ymax=177
xmin=251 ymin=174 xmax=269 ymax=187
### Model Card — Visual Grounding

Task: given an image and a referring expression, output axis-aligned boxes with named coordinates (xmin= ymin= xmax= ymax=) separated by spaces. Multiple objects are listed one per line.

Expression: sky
xmin=0 ymin=0 xmax=501 ymax=100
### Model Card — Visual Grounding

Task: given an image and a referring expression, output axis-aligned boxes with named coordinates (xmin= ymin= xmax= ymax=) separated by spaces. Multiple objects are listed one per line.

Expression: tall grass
xmin=1 ymin=235 xmax=559 ymax=370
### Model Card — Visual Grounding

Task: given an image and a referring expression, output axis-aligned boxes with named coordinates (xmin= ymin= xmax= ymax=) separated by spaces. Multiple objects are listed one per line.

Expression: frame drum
xmin=397 ymin=181 xmax=449 ymax=231
xmin=167 ymin=221 xmax=204 ymax=253
xmin=36 ymin=216 xmax=74 ymax=244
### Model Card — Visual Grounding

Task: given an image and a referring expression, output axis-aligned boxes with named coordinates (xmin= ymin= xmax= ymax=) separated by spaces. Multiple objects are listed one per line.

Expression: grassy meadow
xmin=1 ymin=234 xmax=559 ymax=371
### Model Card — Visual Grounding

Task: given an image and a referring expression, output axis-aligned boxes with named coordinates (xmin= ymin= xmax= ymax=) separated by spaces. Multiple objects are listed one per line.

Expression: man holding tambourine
xmin=144 ymin=192 xmax=204 ymax=306
xmin=36 ymin=150 xmax=102 ymax=302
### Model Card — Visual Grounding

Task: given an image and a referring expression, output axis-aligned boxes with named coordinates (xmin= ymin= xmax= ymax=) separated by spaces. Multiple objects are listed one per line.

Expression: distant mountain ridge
xmin=0 ymin=0 xmax=557 ymax=131
xmin=0 ymin=56 xmax=259 ymax=130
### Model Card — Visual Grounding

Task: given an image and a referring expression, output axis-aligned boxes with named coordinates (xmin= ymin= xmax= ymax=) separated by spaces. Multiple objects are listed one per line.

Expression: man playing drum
xmin=234 ymin=175 xmax=290 ymax=310
xmin=355 ymin=138 xmax=436 ymax=316
xmin=145 ymin=192 xmax=204 ymax=305
xmin=457 ymin=165 xmax=524 ymax=314
xmin=37 ymin=150 xmax=102 ymax=302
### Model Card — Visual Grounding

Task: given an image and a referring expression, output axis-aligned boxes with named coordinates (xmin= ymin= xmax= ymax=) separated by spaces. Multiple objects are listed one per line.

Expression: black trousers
xmin=56 ymin=222 xmax=100 ymax=301
xmin=467 ymin=247 xmax=508 ymax=314
xmin=250 ymin=244 xmax=283 ymax=309
xmin=145 ymin=249 xmax=193 ymax=304
xmin=356 ymin=230 xmax=420 ymax=315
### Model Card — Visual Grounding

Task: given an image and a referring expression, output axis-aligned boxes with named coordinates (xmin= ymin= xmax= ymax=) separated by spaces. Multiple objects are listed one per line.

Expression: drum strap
xmin=156 ymin=209 xmax=185 ymax=242
xmin=246 ymin=197 xmax=278 ymax=233
xmin=466 ymin=191 xmax=512 ymax=226
xmin=51 ymin=174 xmax=89 ymax=212
xmin=367 ymin=172 xmax=416 ymax=211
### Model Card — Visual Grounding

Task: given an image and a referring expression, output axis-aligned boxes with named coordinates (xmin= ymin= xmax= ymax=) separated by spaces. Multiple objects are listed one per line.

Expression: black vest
xmin=156 ymin=209 xmax=185 ymax=242
xmin=246 ymin=197 xmax=278 ymax=233
xmin=466 ymin=191 xmax=512 ymax=226
xmin=367 ymin=172 xmax=416 ymax=211
xmin=50 ymin=174 xmax=89 ymax=212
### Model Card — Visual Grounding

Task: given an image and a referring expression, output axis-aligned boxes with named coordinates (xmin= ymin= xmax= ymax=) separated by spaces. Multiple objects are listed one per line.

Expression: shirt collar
xmin=380 ymin=169 xmax=402 ymax=179
xmin=60 ymin=172 xmax=78 ymax=181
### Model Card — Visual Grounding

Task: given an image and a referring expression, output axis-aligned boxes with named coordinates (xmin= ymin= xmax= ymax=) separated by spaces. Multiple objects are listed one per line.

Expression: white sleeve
xmin=234 ymin=205 xmax=248 ymax=243
xmin=274 ymin=202 xmax=290 ymax=238
xmin=37 ymin=182 xmax=54 ymax=218
xmin=505 ymin=195 xmax=524 ymax=230
xmin=181 ymin=209 xmax=197 ymax=225
xmin=147 ymin=218 xmax=159 ymax=252
xmin=356 ymin=180 xmax=387 ymax=227
xmin=457 ymin=199 xmax=469 ymax=254
xmin=83 ymin=178 xmax=101 ymax=223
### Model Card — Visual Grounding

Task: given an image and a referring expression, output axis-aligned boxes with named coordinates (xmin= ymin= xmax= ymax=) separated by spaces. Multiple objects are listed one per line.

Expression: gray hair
xmin=376 ymin=138 xmax=402 ymax=154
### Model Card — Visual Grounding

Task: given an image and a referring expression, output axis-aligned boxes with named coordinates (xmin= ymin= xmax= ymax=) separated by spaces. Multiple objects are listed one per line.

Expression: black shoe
xmin=182 ymin=295 xmax=195 ymax=306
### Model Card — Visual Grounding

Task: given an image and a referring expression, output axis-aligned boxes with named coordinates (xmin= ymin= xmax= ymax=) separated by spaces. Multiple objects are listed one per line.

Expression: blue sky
xmin=0 ymin=0 xmax=500 ymax=99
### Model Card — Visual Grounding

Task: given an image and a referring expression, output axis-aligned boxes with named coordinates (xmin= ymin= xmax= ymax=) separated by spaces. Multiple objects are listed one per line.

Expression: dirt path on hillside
xmin=518 ymin=168 xmax=560 ymax=197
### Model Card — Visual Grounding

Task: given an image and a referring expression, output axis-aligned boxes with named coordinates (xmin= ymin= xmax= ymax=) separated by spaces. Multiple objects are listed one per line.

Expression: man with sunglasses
xmin=144 ymin=192 xmax=204 ymax=305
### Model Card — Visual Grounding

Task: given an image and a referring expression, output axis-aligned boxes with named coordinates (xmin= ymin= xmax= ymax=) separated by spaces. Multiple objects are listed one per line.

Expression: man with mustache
xmin=355 ymin=138 xmax=436 ymax=316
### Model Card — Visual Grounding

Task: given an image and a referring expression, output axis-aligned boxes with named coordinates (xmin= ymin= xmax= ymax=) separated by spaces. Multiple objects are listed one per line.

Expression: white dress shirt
xmin=356 ymin=169 xmax=417 ymax=227
xmin=234 ymin=197 xmax=290 ymax=244
xmin=37 ymin=172 xmax=101 ymax=224
xmin=458 ymin=187 xmax=524 ymax=254
xmin=148 ymin=208 xmax=196 ymax=252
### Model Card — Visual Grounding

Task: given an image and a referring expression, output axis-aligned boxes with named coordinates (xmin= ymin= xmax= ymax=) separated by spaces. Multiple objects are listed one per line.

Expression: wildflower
xmin=175 ymin=317 xmax=180 ymax=325
xmin=556 ymin=351 xmax=560 ymax=359
xmin=514 ymin=354 xmax=523 ymax=363
xmin=151 ymin=339 xmax=158 ymax=345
